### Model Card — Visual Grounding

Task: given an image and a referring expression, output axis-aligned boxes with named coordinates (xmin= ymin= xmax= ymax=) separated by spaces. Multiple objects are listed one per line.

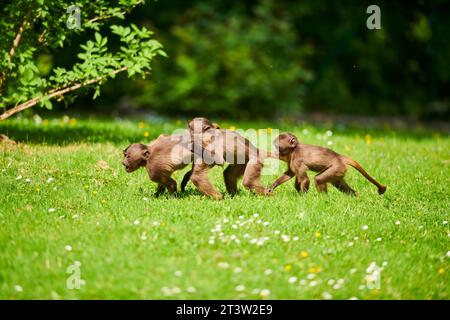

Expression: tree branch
xmin=0 ymin=66 xmax=127 ymax=121
xmin=0 ymin=8 xmax=33 ymax=92
xmin=7 ymin=8 xmax=33 ymax=65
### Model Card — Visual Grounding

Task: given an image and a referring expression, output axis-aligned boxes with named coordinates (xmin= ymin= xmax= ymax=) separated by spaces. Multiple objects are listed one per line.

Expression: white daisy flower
xmin=48 ymin=208 xmax=56 ymax=213
xmin=14 ymin=285 xmax=23 ymax=292
xmin=264 ymin=269 xmax=273 ymax=276
xmin=309 ymin=281 xmax=318 ymax=287
xmin=362 ymin=225 xmax=368 ymax=230
xmin=288 ymin=276 xmax=298 ymax=283
xmin=395 ymin=221 xmax=401 ymax=225
xmin=218 ymin=262 xmax=230 ymax=269
xmin=326 ymin=130 xmax=333 ymax=137
xmin=174 ymin=270 xmax=182 ymax=277
xmin=172 ymin=287 xmax=181 ymax=294
xmin=260 ymin=289 xmax=271 ymax=298
xmin=234 ymin=267 xmax=242 ymax=273
xmin=133 ymin=220 xmax=140 ymax=225
xmin=235 ymin=285 xmax=245 ymax=292
xmin=322 ymin=292 xmax=332 ymax=300
xmin=16 ymin=175 xmax=23 ymax=180
xmin=187 ymin=286 xmax=196 ymax=293
xmin=64 ymin=245 xmax=72 ymax=251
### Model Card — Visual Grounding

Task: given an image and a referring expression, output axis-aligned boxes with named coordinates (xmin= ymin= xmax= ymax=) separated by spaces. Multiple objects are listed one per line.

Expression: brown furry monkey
xmin=188 ymin=117 xmax=268 ymax=198
xmin=122 ymin=133 xmax=193 ymax=196
xmin=266 ymin=132 xmax=386 ymax=195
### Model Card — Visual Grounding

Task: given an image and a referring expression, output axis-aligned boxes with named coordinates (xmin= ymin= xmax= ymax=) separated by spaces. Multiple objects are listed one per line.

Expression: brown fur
xmin=266 ymin=132 xmax=386 ymax=195
xmin=122 ymin=133 xmax=193 ymax=196
xmin=187 ymin=117 xmax=268 ymax=199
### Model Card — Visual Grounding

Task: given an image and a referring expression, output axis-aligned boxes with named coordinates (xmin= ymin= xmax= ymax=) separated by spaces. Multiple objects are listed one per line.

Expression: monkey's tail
xmin=343 ymin=157 xmax=386 ymax=195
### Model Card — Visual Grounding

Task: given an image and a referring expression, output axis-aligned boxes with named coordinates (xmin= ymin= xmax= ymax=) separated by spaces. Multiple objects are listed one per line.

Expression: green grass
xmin=0 ymin=115 xmax=449 ymax=299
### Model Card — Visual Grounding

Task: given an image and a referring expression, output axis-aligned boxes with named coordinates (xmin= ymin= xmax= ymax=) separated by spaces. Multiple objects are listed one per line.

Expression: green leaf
xmin=95 ymin=32 xmax=102 ymax=43
xmin=43 ymin=99 xmax=52 ymax=110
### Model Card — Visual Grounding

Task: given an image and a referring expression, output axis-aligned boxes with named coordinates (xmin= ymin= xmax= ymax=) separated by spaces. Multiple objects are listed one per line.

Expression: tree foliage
xmin=0 ymin=0 xmax=165 ymax=120
xmin=139 ymin=0 xmax=313 ymax=118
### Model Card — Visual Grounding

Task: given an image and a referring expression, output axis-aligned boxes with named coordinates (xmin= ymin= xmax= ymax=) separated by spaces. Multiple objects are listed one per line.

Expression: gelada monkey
xmin=122 ymin=133 xmax=193 ymax=196
xmin=186 ymin=117 xmax=268 ymax=199
xmin=179 ymin=117 xmax=222 ymax=192
xmin=267 ymin=132 xmax=386 ymax=195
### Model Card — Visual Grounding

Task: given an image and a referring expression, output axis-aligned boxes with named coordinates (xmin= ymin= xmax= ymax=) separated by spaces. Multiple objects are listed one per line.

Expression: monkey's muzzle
xmin=122 ymin=161 xmax=132 ymax=172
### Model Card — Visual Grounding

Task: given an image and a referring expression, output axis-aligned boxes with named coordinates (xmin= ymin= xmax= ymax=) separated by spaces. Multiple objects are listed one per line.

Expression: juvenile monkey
xmin=266 ymin=132 xmax=386 ymax=195
xmin=188 ymin=117 xmax=225 ymax=165
xmin=187 ymin=117 xmax=268 ymax=198
xmin=177 ymin=117 xmax=221 ymax=194
xmin=122 ymin=133 xmax=193 ymax=196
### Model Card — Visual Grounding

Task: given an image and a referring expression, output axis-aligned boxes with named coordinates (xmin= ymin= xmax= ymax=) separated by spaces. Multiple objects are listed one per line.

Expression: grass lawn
xmin=0 ymin=115 xmax=449 ymax=299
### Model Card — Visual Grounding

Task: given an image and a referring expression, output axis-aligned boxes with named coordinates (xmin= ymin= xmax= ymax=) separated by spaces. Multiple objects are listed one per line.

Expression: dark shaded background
xmin=47 ymin=0 xmax=450 ymax=120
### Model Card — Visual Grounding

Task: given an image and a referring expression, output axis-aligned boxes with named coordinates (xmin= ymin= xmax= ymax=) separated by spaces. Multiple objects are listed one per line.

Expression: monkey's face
xmin=273 ymin=133 xmax=298 ymax=159
xmin=122 ymin=143 xmax=150 ymax=173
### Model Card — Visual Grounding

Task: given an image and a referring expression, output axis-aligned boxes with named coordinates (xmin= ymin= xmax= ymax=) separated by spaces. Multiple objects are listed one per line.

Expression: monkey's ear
xmin=212 ymin=123 xmax=220 ymax=129
xmin=202 ymin=124 xmax=211 ymax=132
xmin=289 ymin=136 xmax=298 ymax=148
xmin=142 ymin=149 xmax=150 ymax=160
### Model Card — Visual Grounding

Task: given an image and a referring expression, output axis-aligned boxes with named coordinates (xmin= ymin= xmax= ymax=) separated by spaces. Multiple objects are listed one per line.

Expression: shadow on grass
xmin=0 ymin=118 xmax=167 ymax=144
xmin=0 ymin=115 xmax=442 ymax=145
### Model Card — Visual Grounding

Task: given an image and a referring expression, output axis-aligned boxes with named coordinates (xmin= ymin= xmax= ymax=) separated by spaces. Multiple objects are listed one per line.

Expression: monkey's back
xmin=149 ymin=132 xmax=192 ymax=171
xmin=296 ymin=143 xmax=345 ymax=172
